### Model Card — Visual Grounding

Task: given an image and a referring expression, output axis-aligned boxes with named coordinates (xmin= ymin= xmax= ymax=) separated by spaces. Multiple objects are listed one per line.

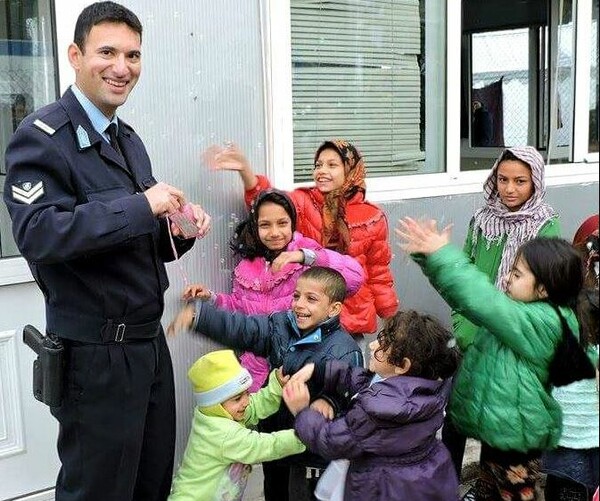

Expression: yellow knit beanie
xmin=188 ymin=350 xmax=252 ymax=408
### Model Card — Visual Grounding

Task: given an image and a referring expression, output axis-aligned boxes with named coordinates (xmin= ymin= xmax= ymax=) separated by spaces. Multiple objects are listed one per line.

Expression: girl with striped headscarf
xmin=453 ymin=146 xmax=560 ymax=351
xmin=444 ymin=146 xmax=560 ymax=490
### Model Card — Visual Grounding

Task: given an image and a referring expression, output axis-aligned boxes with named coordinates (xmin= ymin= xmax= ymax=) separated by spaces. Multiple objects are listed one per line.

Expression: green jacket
xmin=168 ymin=371 xmax=305 ymax=501
xmin=417 ymin=245 xmax=567 ymax=453
xmin=452 ymin=217 xmax=560 ymax=350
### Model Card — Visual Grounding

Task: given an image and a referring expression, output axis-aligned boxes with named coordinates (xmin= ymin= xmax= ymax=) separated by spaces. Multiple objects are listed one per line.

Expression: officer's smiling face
xmin=68 ymin=21 xmax=141 ymax=119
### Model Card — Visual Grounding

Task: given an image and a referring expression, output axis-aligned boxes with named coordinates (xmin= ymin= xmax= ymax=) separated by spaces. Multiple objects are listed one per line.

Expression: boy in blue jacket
xmin=169 ymin=266 xmax=363 ymax=500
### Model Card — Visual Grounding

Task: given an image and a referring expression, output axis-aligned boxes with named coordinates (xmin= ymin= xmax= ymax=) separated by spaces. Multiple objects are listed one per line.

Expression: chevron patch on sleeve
xmin=11 ymin=181 xmax=45 ymax=204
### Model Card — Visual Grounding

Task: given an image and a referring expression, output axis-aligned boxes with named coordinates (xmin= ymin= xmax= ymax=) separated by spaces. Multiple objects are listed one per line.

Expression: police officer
xmin=3 ymin=3 xmax=211 ymax=500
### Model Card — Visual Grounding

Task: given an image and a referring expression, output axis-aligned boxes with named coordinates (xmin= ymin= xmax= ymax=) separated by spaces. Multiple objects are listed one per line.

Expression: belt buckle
xmin=115 ymin=323 xmax=126 ymax=342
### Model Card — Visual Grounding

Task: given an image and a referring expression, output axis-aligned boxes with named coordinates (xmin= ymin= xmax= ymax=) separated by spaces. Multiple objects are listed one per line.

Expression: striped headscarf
xmin=471 ymin=146 xmax=557 ymax=290
xmin=314 ymin=139 xmax=366 ymax=253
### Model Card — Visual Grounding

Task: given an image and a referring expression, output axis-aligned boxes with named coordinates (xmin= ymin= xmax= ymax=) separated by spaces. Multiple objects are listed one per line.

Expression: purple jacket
xmin=294 ymin=361 xmax=459 ymax=501
xmin=216 ymin=232 xmax=364 ymax=392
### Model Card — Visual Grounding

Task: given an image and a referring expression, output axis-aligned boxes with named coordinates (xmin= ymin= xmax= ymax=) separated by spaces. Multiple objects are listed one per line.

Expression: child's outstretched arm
xmin=168 ymin=301 xmax=273 ymax=358
xmin=203 ymin=143 xmax=260 ymax=192
xmin=220 ymin=426 xmax=305 ymax=467
xmin=395 ymin=218 xmax=559 ymax=363
xmin=271 ymin=238 xmax=365 ymax=296
xmin=244 ymin=368 xmax=289 ymax=426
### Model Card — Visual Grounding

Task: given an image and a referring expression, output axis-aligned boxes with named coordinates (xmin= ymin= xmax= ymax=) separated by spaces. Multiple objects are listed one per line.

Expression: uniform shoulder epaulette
xmin=31 ymin=104 xmax=69 ymax=136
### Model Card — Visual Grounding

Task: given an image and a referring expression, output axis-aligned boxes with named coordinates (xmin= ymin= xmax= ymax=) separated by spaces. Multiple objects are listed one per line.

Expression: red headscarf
xmin=314 ymin=139 xmax=366 ymax=253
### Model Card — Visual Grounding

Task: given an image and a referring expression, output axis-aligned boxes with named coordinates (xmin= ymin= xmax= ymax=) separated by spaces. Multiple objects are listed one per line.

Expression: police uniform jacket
xmin=3 ymin=88 xmax=194 ymax=341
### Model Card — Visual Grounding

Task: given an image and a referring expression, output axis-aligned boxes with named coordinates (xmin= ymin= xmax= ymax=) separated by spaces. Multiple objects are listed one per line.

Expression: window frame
xmin=262 ymin=0 xmax=599 ymax=203
xmin=0 ymin=0 xmax=64 ymax=284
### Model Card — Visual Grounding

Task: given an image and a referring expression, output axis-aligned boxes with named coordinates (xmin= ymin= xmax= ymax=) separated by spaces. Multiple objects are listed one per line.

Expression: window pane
xmin=590 ymin=0 xmax=599 ymax=153
xmin=550 ymin=0 xmax=574 ymax=161
xmin=290 ymin=0 xmax=446 ymax=182
xmin=471 ymin=28 xmax=531 ymax=147
xmin=460 ymin=0 xmax=576 ymax=169
xmin=0 ymin=0 xmax=58 ymax=258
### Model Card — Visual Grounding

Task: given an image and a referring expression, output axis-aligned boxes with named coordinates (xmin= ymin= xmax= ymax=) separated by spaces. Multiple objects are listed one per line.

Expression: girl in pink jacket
xmin=183 ymin=189 xmax=365 ymax=391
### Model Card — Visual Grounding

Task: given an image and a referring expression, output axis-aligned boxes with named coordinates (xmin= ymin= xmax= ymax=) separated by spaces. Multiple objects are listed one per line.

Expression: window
xmin=289 ymin=0 xmax=446 ymax=182
xmin=460 ymin=0 xmax=585 ymax=169
xmin=266 ymin=0 xmax=596 ymax=199
xmin=0 ymin=0 xmax=58 ymax=259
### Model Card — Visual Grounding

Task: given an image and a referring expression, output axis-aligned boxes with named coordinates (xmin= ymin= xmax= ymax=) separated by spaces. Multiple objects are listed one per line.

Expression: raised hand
xmin=202 ymin=143 xmax=258 ymax=190
xmin=395 ymin=217 xmax=452 ymax=256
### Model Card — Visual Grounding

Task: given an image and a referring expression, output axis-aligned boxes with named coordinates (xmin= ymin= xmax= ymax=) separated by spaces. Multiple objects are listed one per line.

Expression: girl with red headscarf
xmin=208 ymin=140 xmax=399 ymax=340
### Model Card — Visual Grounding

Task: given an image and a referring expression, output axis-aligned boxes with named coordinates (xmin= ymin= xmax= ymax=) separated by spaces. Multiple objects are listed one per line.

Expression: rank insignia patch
xmin=11 ymin=181 xmax=45 ymax=204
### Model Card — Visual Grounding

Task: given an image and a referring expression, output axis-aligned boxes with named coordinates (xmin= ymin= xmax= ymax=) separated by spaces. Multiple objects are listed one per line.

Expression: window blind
xmin=291 ymin=0 xmax=425 ymax=181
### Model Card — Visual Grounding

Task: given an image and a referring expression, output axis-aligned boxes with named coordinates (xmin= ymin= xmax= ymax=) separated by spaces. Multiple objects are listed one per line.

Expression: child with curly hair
xmin=283 ymin=310 xmax=461 ymax=501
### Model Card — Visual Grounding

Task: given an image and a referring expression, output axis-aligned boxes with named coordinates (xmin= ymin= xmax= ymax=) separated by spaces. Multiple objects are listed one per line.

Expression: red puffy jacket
xmin=245 ymin=175 xmax=399 ymax=335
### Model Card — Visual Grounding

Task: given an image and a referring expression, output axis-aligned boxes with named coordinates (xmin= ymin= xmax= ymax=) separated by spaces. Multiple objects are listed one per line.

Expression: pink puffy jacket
xmin=216 ymin=231 xmax=364 ymax=391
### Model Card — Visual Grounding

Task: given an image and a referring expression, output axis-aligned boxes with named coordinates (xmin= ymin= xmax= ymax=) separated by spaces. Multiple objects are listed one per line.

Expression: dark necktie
xmin=106 ymin=123 xmax=123 ymax=157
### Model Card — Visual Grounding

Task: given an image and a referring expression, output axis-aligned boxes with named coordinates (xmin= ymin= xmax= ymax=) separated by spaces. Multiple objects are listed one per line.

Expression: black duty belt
xmin=100 ymin=319 xmax=161 ymax=343
xmin=48 ymin=311 xmax=162 ymax=344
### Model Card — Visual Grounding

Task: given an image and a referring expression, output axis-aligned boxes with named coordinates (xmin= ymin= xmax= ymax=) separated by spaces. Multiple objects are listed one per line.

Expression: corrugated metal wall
xmin=118 ymin=0 xmax=268 ymax=463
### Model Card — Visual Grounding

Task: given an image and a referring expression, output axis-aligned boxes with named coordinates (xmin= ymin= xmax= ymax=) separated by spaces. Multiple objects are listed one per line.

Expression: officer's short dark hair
xmin=298 ymin=267 xmax=347 ymax=303
xmin=74 ymin=1 xmax=142 ymax=51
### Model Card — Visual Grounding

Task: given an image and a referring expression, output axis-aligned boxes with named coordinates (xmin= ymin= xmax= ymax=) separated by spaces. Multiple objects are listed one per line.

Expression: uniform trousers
xmin=51 ymin=328 xmax=175 ymax=501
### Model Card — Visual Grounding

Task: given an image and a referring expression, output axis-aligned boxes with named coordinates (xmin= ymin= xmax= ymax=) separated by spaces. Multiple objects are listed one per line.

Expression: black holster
xmin=22 ymin=324 xmax=65 ymax=407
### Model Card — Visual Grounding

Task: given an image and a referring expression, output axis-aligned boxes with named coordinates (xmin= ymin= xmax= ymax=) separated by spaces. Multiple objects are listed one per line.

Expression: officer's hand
xmin=167 ymin=304 xmax=195 ymax=337
xmin=144 ymin=182 xmax=185 ymax=216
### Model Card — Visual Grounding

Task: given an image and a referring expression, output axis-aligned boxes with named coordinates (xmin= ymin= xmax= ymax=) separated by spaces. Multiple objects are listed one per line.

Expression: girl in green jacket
xmin=396 ymin=218 xmax=585 ymax=501
xmin=447 ymin=146 xmax=560 ymax=484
